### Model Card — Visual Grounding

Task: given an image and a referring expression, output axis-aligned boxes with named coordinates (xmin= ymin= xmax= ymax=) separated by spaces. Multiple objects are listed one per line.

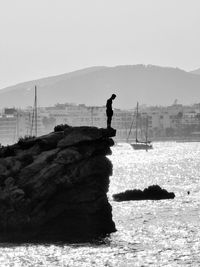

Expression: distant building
xmin=0 ymin=108 xmax=46 ymax=145
xmin=1 ymin=102 xmax=200 ymax=145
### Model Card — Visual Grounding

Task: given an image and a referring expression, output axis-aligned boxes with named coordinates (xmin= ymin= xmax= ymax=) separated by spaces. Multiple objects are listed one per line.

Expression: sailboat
xmin=128 ymin=102 xmax=153 ymax=150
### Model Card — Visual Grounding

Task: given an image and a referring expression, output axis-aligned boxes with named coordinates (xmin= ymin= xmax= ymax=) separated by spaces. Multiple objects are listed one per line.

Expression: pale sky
xmin=0 ymin=0 xmax=199 ymax=89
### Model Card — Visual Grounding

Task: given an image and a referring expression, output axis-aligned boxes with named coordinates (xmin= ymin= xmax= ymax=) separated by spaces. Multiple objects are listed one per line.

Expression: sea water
xmin=1 ymin=142 xmax=200 ymax=266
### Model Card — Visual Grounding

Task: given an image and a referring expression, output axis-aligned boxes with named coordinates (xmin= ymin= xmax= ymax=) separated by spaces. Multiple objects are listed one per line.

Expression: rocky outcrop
xmin=0 ymin=126 xmax=116 ymax=242
xmin=113 ymin=185 xmax=175 ymax=201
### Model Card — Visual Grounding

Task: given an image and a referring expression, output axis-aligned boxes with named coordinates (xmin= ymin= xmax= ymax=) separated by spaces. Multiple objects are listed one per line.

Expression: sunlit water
xmin=1 ymin=142 xmax=200 ymax=266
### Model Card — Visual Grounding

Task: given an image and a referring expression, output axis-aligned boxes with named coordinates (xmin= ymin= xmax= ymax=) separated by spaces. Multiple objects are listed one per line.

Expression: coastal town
xmin=1 ymin=101 xmax=200 ymax=145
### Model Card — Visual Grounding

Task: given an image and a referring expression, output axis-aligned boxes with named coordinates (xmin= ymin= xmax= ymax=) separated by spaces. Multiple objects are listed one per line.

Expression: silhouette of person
xmin=106 ymin=94 xmax=116 ymax=128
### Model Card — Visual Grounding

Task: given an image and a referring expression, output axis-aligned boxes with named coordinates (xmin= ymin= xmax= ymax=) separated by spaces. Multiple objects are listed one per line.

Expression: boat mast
xmin=136 ymin=102 xmax=139 ymax=142
xmin=126 ymin=114 xmax=134 ymax=142
xmin=126 ymin=103 xmax=138 ymax=142
xmin=35 ymin=85 xmax=37 ymax=137
xmin=31 ymin=85 xmax=37 ymax=136
xmin=145 ymin=116 xmax=148 ymax=144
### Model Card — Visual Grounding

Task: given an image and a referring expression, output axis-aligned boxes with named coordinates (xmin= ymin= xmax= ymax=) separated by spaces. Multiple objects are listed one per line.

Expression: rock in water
xmin=113 ymin=185 xmax=175 ymax=201
xmin=0 ymin=126 xmax=116 ymax=242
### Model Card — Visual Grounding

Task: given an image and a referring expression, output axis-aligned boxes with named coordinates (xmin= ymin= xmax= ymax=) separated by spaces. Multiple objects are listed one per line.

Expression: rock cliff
xmin=0 ymin=126 xmax=116 ymax=242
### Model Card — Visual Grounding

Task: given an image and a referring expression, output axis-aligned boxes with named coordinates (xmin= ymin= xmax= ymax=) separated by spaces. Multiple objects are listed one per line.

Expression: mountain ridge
xmin=1 ymin=64 xmax=200 ymax=109
xmin=190 ymin=68 xmax=200 ymax=75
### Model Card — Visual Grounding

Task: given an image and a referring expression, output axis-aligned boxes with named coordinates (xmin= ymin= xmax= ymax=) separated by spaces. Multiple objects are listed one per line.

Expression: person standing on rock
xmin=106 ymin=94 xmax=116 ymax=128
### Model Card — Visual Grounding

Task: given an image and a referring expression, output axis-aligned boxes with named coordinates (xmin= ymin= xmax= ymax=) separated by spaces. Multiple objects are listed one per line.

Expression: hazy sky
xmin=0 ymin=0 xmax=199 ymax=89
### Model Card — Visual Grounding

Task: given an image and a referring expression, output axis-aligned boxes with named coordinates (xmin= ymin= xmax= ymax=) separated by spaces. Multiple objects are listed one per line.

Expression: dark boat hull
xmin=131 ymin=143 xmax=153 ymax=150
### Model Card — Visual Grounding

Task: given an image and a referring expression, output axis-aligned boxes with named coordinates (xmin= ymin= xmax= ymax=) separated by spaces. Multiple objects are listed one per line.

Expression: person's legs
xmin=107 ymin=115 xmax=112 ymax=128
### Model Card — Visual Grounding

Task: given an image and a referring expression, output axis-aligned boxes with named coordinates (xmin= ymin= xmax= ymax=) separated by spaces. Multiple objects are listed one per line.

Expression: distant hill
xmin=1 ymin=65 xmax=200 ymax=109
xmin=190 ymin=68 xmax=200 ymax=75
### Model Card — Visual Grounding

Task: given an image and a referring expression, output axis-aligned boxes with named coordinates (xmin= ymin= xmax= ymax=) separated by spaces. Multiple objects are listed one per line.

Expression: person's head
xmin=111 ymin=94 xmax=116 ymax=100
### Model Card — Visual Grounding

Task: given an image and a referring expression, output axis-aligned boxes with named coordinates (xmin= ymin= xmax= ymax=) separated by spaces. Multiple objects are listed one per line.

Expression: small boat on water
xmin=131 ymin=140 xmax=153 ymax=150
xmin=128 ymin=102 xmax=153 ymax=151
